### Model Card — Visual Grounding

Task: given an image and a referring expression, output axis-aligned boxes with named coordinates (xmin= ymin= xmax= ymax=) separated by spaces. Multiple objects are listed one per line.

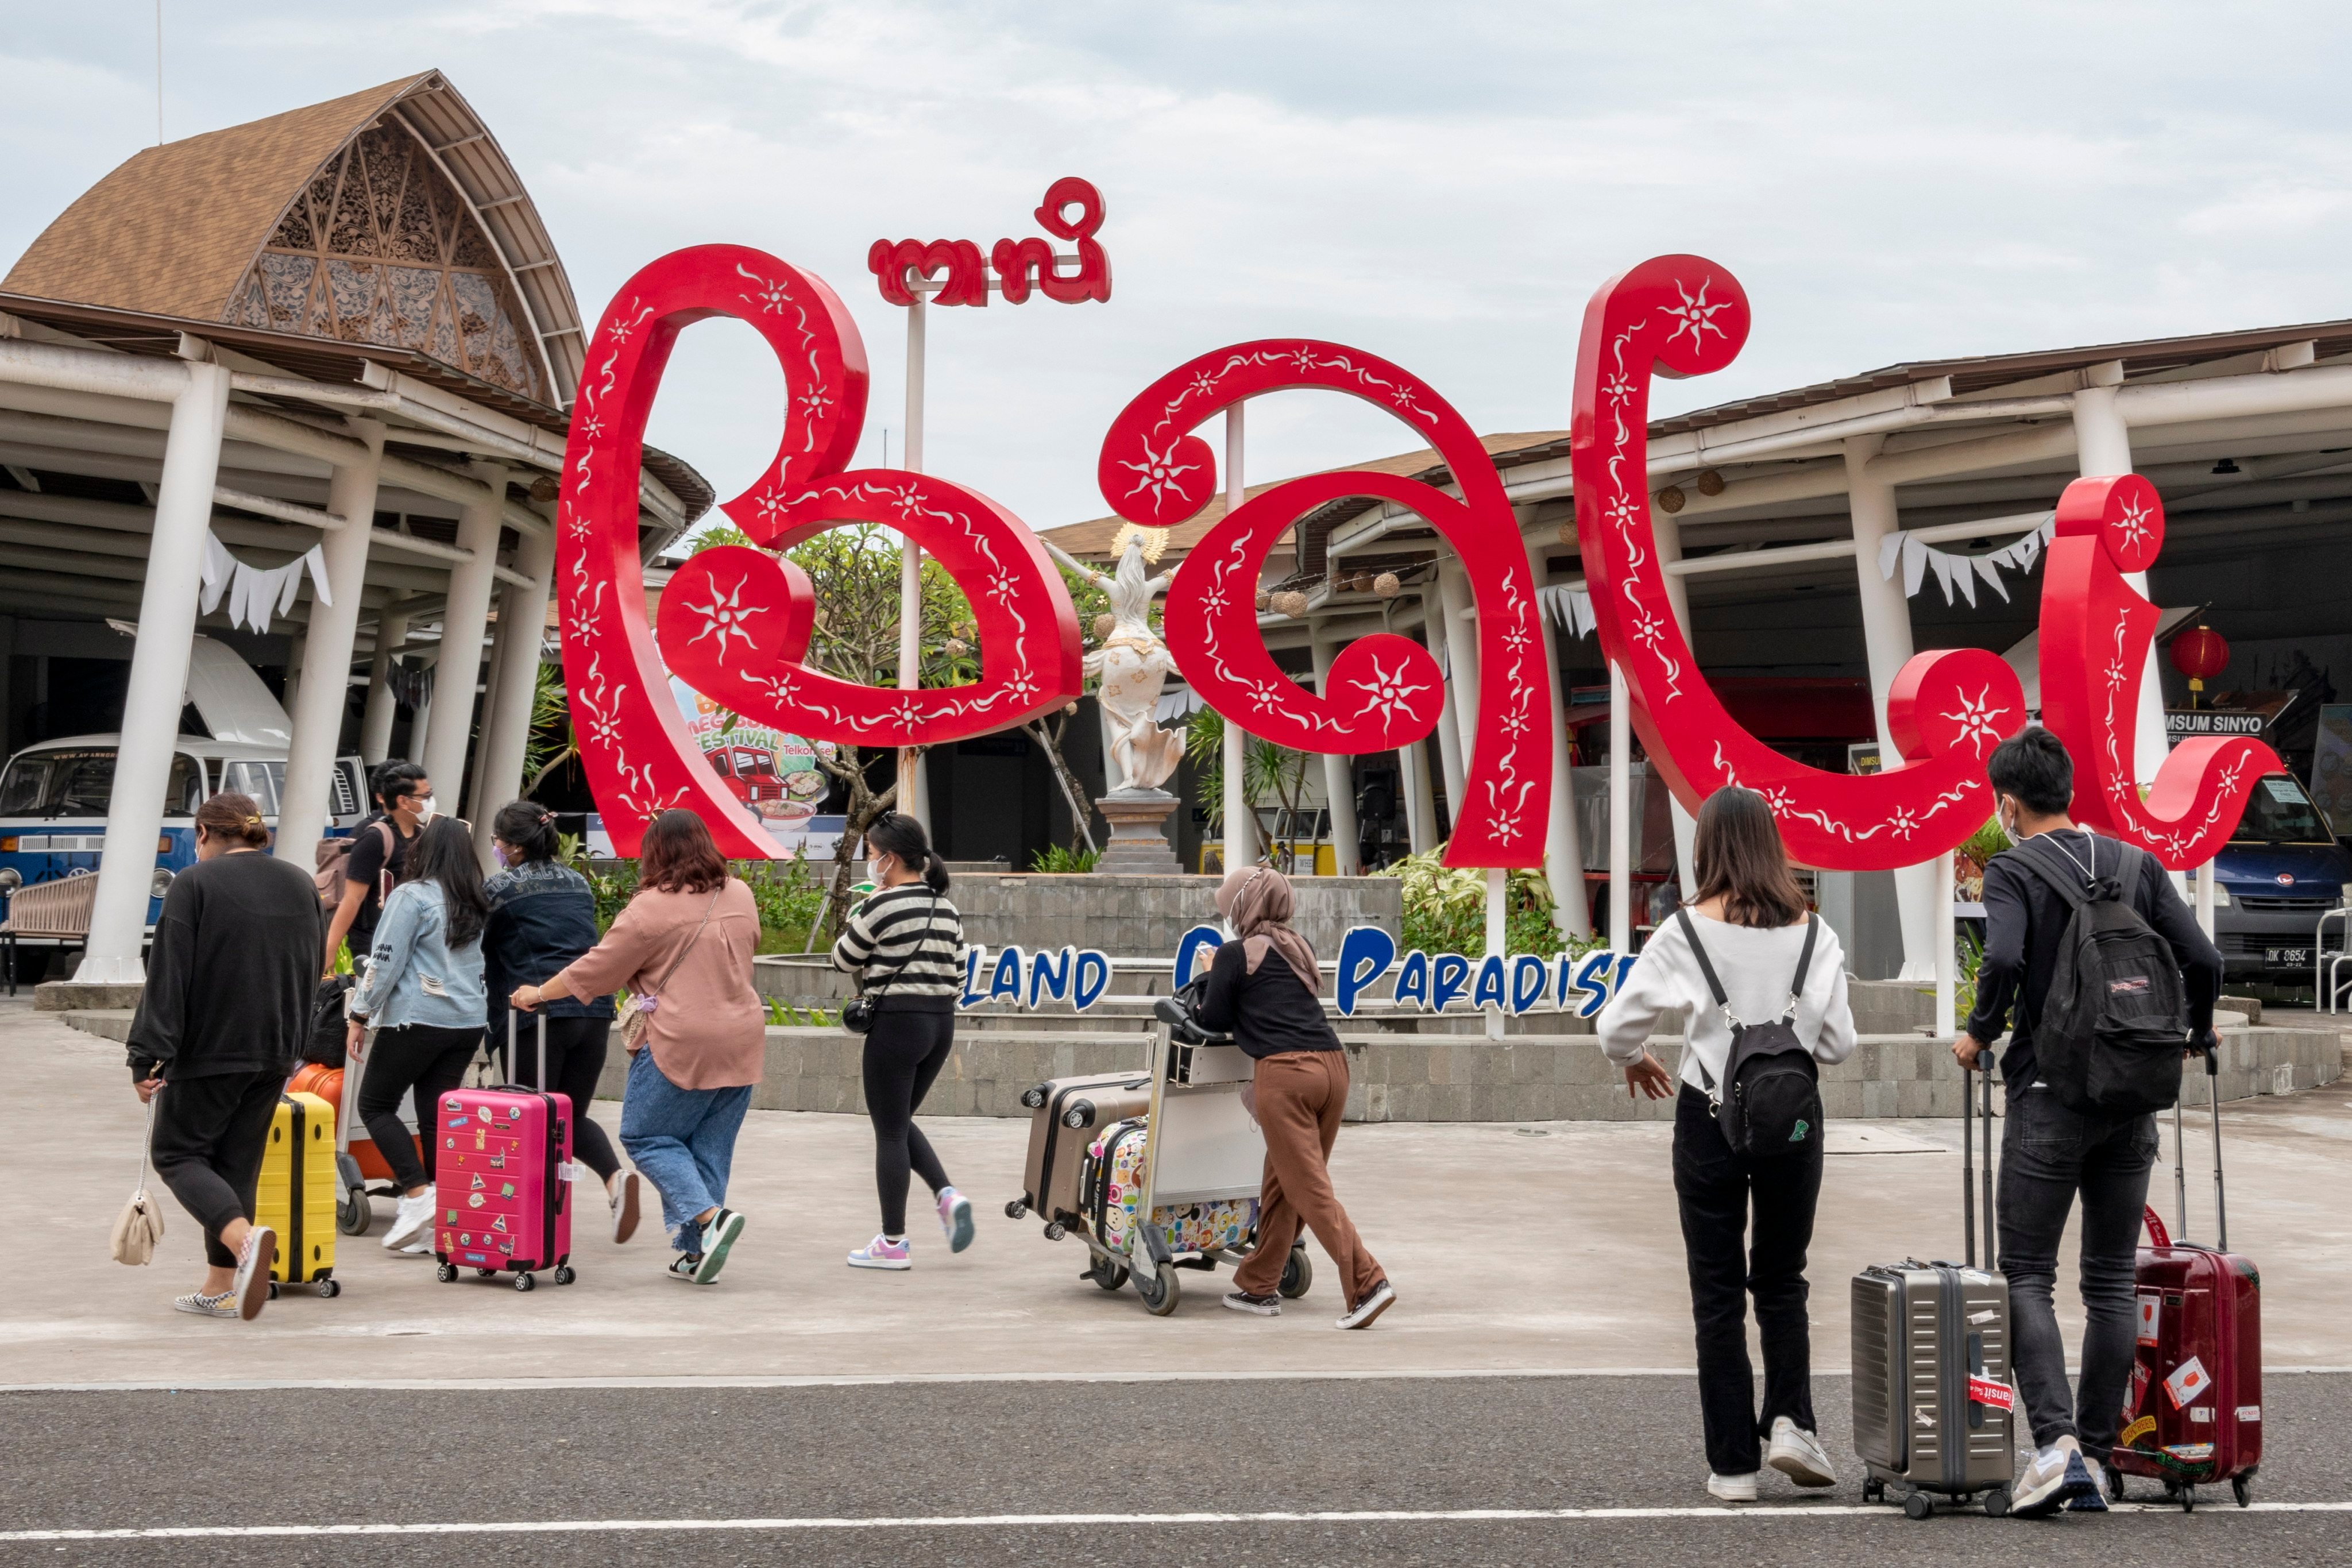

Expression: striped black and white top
xmin=831 ymin=884 xmax=964 ymax=1013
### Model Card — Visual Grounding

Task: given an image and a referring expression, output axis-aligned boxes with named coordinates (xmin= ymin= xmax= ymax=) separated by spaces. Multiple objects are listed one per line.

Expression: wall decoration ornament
xmin=1570 ymin=255 xmax=2027 ymax=870
xmin=868 ymin=177 xmax=1112 ymax=308
xmin=2036 ymin=474 xmax=2277 ymax=868
xmin=1876 ymin=514 xmax=2057 ymax=606
xmin=198 ymin=531 xmax=330 ymax=635
xmin=559 ymin=244 xmax=1083 ymax=856
xmin=1095 ymin=341 xmax=1550 ymax=870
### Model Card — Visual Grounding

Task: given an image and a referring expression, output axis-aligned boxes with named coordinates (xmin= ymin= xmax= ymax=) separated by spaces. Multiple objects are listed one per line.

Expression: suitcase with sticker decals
xmin=430 ymin=1013 xmax=576 ymax=1291
xmin=2108 ymin=1047 xmax=2261 ymax=1509
xmin=1851 ymin=1059 xmax=2018 ymax=1518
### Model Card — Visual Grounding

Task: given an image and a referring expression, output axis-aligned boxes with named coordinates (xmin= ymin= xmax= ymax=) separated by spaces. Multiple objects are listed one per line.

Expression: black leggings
xmin=862 ymin=1008 xmax=956 ymax=1234
xmin=357 ymin=1023 xmax=482 ymax=1192
xmin=150 ymin=1067 xmax=283 ymax=1269
xmin=497 ymin=1013 xmax=620 ymax=1182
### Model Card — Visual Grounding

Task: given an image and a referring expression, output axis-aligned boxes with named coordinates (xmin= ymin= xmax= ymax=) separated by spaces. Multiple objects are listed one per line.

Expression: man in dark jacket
xmin=1955 ymin=727 xmax=2222 ymax=1516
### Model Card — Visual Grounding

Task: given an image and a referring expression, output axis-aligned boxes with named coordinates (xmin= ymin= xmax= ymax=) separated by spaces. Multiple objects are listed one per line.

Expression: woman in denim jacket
xmin=347 ymin=817 xmax=489 ymax=1252
xmin=483 ymin=800 xmax=637 ymax=1243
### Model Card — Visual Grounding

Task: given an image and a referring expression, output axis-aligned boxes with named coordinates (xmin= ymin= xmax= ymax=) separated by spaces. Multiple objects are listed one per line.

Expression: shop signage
xmin=2165 ymin=709 xmax=2268 ymax=737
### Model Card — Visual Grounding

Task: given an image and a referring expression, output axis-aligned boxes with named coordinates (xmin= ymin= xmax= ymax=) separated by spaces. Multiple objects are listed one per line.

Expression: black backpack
xmin=2006 ymin=833 xmax=2186 ymax=1116
xmin=1675 ymin=909 xmax=1825 ymax=1158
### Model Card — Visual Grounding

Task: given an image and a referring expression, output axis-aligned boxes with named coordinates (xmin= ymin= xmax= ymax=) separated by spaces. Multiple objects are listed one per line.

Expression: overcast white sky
xmin=7 ymin=2 xmax=2352 ymax=535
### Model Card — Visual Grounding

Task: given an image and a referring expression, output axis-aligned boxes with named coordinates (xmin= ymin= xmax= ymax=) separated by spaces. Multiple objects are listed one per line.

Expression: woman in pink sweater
xmin=511 ymin=809 xmax=764 ymax=1284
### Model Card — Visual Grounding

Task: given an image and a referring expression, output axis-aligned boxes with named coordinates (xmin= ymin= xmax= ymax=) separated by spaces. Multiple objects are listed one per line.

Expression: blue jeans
xmin=619 ymin=1047 xmax=753 ymax=1253
xmin=1996 ymin=1085 xmax=2158 ymax=1453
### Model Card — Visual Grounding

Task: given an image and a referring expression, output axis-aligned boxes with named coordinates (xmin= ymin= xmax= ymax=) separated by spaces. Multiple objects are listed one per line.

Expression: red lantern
xmin=2170 ymin=624 xmax=2230 ymax=705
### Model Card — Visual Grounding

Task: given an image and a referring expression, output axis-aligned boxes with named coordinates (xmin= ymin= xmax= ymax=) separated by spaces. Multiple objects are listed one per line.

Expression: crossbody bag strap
xmin=647 ymin=886 xmax=723 ymax=1004
xmin=860 ymin=890 xmax=941 ymax=1009
xmin=1784 ymin=914 xmax=1821 ymax=1019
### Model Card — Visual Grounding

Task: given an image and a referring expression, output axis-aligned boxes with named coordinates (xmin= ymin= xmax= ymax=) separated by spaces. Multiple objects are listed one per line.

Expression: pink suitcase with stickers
xmin=431 ymin=1013 xmax=576 ymax=1292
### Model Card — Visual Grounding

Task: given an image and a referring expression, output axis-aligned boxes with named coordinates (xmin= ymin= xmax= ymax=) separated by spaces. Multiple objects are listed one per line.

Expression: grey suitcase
xmin=1009 ymin=1071 xmax=1152 ymax=1230
xmin=1852 ymin=1060 xmax=2019 ymax=1519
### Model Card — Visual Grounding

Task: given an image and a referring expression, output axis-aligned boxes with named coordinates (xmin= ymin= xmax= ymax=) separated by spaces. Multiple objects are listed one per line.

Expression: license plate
xmin=2266 ymin=947 xmax=2309 ymax=966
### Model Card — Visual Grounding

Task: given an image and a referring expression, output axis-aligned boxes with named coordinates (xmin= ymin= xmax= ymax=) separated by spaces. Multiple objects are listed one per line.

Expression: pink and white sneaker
xmin=847 ymin=1234 xmax=912 ymax=1271
xmin=937 ymin=1187 xmax=975 ymax=1253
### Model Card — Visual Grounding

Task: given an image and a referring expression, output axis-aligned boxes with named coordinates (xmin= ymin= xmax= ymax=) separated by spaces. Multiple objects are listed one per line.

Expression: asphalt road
xmin=3 ymin=1372 xmax=2343 ymax=1566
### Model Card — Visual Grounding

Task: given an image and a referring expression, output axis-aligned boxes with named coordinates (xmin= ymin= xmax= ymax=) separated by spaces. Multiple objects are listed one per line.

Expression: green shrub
xmin=1371 ymin=846 xmax=1598 ymax=957
xmin=1030 ymin=844 xmax=1102 ymax=874
xmin=578 ymin=849 xmax=828 ymax=953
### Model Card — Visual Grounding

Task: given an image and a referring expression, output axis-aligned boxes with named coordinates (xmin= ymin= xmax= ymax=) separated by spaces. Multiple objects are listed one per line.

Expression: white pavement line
xmin=5 ymin=1365 xmax=2349 ymax=1394
xmin=7 ymin=1503 xmax=2350 ymax=1542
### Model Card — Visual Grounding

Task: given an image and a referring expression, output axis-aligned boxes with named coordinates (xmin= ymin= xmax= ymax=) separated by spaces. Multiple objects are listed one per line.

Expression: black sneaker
xmin=1223 ymin=1290 xmax=1281 ymax=1316
xmin=1337 ymin=1278 xmax=1396 ymax=1330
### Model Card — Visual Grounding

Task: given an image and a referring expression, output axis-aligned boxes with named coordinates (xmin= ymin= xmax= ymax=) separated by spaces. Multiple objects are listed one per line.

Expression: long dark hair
xmin=639 ymin=808 xmax=728 ymax=895
xmin=866 ymin=810 xmax=949 ymax=893
xmin=492 ymin=799 xmax=560 ymax=864
xmin=1691 ymin=786 xmax=1806 ymax=929
xmin=399 ymin=816 xmax=490 ymax=947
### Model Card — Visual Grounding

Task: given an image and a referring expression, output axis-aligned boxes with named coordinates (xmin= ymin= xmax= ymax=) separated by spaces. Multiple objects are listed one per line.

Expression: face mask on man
xmin=413 ymin=795 xmax=438 ymax=826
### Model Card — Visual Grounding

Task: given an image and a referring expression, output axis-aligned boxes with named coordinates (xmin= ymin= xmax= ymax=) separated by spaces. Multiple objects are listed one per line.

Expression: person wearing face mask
xmin=323 ymin=759 xmax=434 ymax=976
xmin=1956 ymin=725 xmax=2222 ymax=1517
xmin=1199 ymin=866 xmax=1395 ymax=1330
xmin=481 ymin=800 xmax=638 ymax=1244
xmin=831 ymin=812 xmax=973 ymax=1271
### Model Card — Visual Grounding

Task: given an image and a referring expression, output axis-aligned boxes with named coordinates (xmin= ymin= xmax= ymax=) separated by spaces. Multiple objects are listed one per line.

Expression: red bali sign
xmin=868 ymin=177 xmax=1111 ymax=307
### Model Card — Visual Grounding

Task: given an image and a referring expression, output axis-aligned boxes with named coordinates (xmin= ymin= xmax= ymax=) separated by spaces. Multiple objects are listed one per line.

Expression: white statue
xmin=1046 ymin=524 xmax=1185 ymax=794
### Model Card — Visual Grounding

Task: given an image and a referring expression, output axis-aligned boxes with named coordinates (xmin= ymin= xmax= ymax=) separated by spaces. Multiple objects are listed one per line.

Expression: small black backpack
xmin=2006 ymin=833 xmax=2186 ymax=1116
xmin=1675 ymin=909 xmax=1825 ymax=1158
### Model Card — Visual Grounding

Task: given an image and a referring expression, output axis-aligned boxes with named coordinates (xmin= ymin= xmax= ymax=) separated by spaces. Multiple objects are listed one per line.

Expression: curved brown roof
xmin=3 ymin=71 xmax=586 ymax=407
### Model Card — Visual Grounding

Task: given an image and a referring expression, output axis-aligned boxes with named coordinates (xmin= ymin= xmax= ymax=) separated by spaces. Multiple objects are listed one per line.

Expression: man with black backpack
xmin=1956 ymin=727 xmax=2222 ymax=1518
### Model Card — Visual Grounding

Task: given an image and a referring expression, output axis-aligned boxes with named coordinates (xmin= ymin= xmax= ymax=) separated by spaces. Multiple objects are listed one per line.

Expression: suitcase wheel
xmin=2107 ymin=1467 xmax=2126 ymax=1504
xmin=553 ymin=1265 xmax=576 ymax=1286
xmin=1902 ymin=1492 xmax=1934 ymax=1520
xmin=319 ymin=1279 xmax=342 ymax=1300
xmin=1005 ymin=1200 xmax=1028 ymax=1220
xmin=2233 ymin=1475 xmax=2251 ymax=1508
xmin=1982 ymin=1486 xmax=2009 ymax=1519
xmin=1043 ymin=1222 xmax=1067 ymax=1242
xmin=477 ymin=1268 xmax=498 ymax=1279
xmin=1085 ymin=1259 xmax=1129 ymax=1292
xmin=1279 ymin=1245 xmax=1313 ymax=1300
xmin=437 ymin=1262 xmax=457 ymax=1283
xmin=515 ymin=1272 xmax=535 ymax=1292
xmin=266 ymin=1281 xmax=280 ymax=1301
xmin=1861 ymin=1477 xmax=1884 ymax=1504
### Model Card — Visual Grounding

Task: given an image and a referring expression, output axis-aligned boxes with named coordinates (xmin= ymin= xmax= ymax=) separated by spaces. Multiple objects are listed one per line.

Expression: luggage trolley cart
xmin=1072 ymin=988 xmax=1312 ymax=1316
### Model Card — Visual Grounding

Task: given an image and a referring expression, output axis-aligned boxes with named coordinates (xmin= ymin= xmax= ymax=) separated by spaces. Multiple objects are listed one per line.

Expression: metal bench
xmin=0 ymin=874 xmax=98 ymax=996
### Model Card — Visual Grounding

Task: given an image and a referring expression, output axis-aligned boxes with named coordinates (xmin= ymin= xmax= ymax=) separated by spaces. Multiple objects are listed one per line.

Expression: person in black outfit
xmin=321 ymin=759 xmax=431 ymax=976
xmin=482 ymin=799 xmax=638 ymax=1243
xmin=1199 ymin=866 xmax=1394 ymax=1329
xmin=128 ymin=792 xmax=323 ymax=1321
xmin=1956 ymin=725 xmax=2222 ymax=1517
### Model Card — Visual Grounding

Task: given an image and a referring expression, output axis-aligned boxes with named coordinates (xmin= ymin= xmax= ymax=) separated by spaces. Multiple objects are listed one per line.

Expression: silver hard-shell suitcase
xmin=1852 ymin=1060 xmax=2018 ymax=1519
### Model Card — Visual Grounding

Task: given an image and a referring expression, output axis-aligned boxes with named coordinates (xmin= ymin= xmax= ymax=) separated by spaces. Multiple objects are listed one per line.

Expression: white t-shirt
xmin=1595 ymin=911 xmax=1859 ymax=1095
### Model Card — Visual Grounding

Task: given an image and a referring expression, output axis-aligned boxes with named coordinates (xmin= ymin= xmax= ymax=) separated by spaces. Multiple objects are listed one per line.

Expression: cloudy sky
xmin=7 ymin=2 xmax=2351 ymax=535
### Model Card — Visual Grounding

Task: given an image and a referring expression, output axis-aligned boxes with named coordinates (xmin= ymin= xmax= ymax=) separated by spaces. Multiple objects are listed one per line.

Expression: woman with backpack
xmin=346 ymin=815 xmax=490 ymax=1254
xmin=1596 ymin=786 xmax=1856 ymax=1503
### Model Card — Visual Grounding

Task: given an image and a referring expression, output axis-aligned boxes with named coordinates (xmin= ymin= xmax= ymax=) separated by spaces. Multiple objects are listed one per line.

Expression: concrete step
xmin=61 ymin=1009 xmax=133 ymax=1043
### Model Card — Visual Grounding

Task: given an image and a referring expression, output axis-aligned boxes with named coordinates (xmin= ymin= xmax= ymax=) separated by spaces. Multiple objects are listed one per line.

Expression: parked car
xmin=2212 ymin=772 xmax=2352 ymax=982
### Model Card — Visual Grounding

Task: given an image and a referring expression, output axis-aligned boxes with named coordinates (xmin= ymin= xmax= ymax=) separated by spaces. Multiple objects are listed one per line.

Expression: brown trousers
xmin=1230 ymin=1049 xmax=1385 ymax=1309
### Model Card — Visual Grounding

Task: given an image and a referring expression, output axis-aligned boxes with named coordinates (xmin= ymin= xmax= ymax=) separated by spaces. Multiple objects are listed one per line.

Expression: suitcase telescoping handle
xmin=2172 ymin=1040 xmax=2228 ymax=1252
xmin=1961 ymin=1049 xmax=1994 ymax=1269
xmin=505 ymin=1008 xmax=549 ymax=1088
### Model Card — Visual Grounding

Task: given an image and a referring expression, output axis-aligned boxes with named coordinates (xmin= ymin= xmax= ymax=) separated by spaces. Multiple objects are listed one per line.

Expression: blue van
xmin=2211 ymin=772 xmax=2352 ymax=981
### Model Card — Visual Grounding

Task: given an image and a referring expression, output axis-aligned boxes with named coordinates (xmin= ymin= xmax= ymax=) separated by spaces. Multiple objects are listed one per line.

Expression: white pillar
xmin=897 ymin=294 xmax=929 ymax=833
xmin=1427 ymin=591 xmax=1466 ymax=826
xmin=1608 ymin=658 xmax=1631 ymax=956
xmin=77 ymin=361 xmax=231 ymax=983
xmin=1529 ymin=538 xmax=1589 ymax=936
xmin=473 ymin=520 xmax=554 ymax=862
xmin=1400 ymin=737 xmax=1438 ymax=855
xmin=410 ymin=658 xmax=434 ymax=767
xmin=465 ymin=588 xmax=511 ymax=821
xmin=273 ymin=418 xmax=383 ymax=871
xmin=1484 ymin=864 xmax=1506 ymax=1041
xmin=1221 ymin=404 xmax=1252 ymax=871
xmin=360 ymin=600 xmax=410 ymax=766
xmin=420 ymin=464 xmax=505 ymax=812
xmin=1310 ymin=632 xmax=1361 ymax=875
xmin=1437 ymin=564 xmax=1481 ymax=759
xmin=2073 ymin=385 xmax=2171 ymax=789
xmin=2195 ymin=860 xmax=2216 ymax=938
xmin=1845 ymin=436 xmax=1939 ymax=979
xmin=1934 ymin=849 xmax=1957 ymax=1036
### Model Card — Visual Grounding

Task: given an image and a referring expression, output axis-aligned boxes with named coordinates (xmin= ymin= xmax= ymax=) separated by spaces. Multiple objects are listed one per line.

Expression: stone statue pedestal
xmin=1094 ymin=787 xmax=1183 ymax=873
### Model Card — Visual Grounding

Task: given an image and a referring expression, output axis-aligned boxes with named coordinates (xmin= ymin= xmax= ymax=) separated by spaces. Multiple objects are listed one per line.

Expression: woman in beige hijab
xmin=1195 ymin=867 xmax=1395 ymax=1328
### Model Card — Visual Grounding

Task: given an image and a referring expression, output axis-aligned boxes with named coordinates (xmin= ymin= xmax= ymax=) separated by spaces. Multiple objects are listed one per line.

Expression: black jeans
xmin=150 ymin=1068 xmax=283 ymax=1269
xmin=862 ymin=1007 xmax=956 ymax=1235
xmin=497 ymin=1014 xmax=620 ymax=1182
xmin=1671 ymin=1083 xmax=1823 ymax=1476
xmin=1997 ymin=1086 xmax=2157 ymax=1453
xmin=357 ymin=1022 xmax=482 ymax=1192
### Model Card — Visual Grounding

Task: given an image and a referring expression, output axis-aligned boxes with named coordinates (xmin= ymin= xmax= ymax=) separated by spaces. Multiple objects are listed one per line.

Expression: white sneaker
xmin=1335 ymin=1278 xmax=1396 ymax=1330
xmin=936 ymin=1187 xmax=974 ymax=1253
xmin=2011 ymin=1435 xmax=2099 ymax=1517
xmin=1765 ymin=1416 xmax=1837 ymax=1487
xmin=847 ymin=1233 xmax=912 ymax=1270
xmin=1706 ymin=1471 xmax=1759 ymax=1503
xmin=383 ymin=1189 xmax=435 ymax=1250
xmin=609 ymin=1170 xmax=642 ymax=1245
xmin=230 ymin=1225 xmax=275 ymax=1322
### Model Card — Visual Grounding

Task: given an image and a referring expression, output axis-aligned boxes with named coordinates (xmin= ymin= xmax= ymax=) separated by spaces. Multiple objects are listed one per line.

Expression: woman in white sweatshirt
xmin=1597 ymin=786 xmax=1857 ymax=1504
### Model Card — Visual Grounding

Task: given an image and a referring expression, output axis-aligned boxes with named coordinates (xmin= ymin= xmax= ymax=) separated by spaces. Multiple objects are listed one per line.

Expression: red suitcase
xmin=431 ymin=1014 xmax=576 ymax=1292
xmin=2109 ymin=1049 xmax=2260 ymax=1509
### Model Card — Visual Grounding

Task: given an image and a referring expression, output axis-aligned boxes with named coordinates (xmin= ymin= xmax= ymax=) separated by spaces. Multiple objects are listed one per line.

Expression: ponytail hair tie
xmin=246 ymin=816 xmax=262 ymax=827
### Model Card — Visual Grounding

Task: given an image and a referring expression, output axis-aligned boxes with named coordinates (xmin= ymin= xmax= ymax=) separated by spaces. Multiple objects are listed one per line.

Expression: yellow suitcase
xmin=256 ymin=1091 xmax=341 ymax=1298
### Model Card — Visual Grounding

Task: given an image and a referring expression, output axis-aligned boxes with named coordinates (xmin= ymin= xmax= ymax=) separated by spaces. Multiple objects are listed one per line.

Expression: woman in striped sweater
xmin=832 ymin=812 xmax=974 ymax=1270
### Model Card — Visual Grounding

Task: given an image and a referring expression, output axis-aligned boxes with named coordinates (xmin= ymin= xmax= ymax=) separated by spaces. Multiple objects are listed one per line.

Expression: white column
xmin=410 ymin=659 xmax=434 ymax=766
xmin=2195 ymin=860 xmax=2216 ymax=937
xmin=1401 ymin=737 xmax=1438 ymax=855
xmin=420 ymin=464 xmax=505 ymax=812
xmin=359 ymin=600 xmax=410 ymax=766
xmin=1438 ymin=564 xmax=1481 ymax=759
xmin=464 ymin=588 xmax=511 ymax=820
xmin=1484 ymin=864 xmax=1505 ymax=1041
xmin=1427 ymin=590 xmax=1466 ymax=825
xmin=273 ymin=418 xmax=383 ymax=871
xmin=473 ymin=520 xmax=555 ymax=862
xmin=897 ymin=293 xmax=929 ymax=832
xmin=1221 ymin=404 xmax=1252 ymax=871
xmin=1609 ymin=658 xmax=1631 ymax=956
xmin=1529 ymin=537 xmax=1588 ymax=936
xmin=1310 ymin=632 xmax=1361 ymax=875
xmin=2073 ymin=385 xmax=2171 ymax=789
xmin=77 ymin=361 xmax=231 ymax=983
xmin=1845 ymin=436 xmax=1939 ymax=979
xmin=1934 ymin=849 xmax=1957 ymax=1036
